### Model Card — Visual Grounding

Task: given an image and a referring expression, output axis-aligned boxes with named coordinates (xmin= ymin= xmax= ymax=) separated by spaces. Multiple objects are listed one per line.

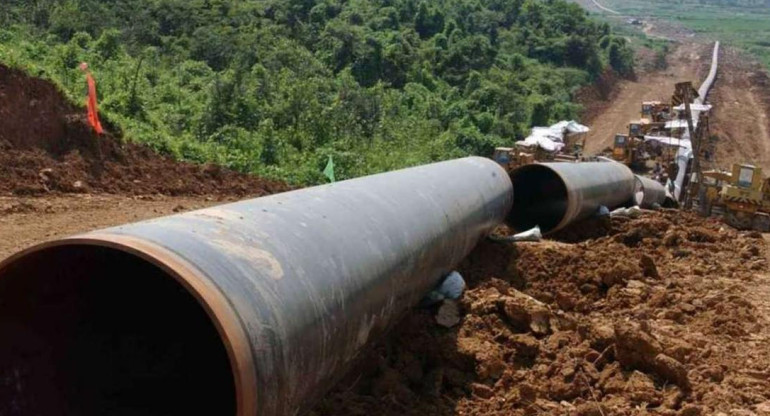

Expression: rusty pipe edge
xmin=0 ymin=235 xmax=258 ymax=415
xmin=0 ymin=157 xmax=512 ymax=416
xmin=508 ymin=161 xmax=635 ymax=234
xmin=634 ymin=175 xmax=667 ymax=209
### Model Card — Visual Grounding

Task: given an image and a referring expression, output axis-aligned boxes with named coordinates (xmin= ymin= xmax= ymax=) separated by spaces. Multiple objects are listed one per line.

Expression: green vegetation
xmin=602 ymin=0 xmax=770 ymax=69
xmin=0 ymin=0 xmax=633 ymax=184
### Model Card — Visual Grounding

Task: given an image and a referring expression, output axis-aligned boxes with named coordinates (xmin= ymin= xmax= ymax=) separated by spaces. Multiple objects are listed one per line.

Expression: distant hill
xmin=0 ymin=0 xmax=634 ymax=184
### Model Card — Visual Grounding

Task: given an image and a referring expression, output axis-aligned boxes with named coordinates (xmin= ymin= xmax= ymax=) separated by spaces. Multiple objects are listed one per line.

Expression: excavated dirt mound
xmin=311 ymin=211 xmax=770 ymax=415
xmin=0 ymin=65 xmax=288 ymax=197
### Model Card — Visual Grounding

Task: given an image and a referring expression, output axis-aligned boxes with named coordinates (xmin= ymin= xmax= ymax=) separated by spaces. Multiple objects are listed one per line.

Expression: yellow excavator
xmin=699 ymin=163 xmax=770 ymax=231
xmin=641 ymin=101 xmax=671 ymax=123
xmin=695 ymin=169 xmax=732 ymax=217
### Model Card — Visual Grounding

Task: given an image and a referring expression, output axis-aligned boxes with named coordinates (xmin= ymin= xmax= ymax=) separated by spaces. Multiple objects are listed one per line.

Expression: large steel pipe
xmin=696 ymin=41 xmax=720 ymax=105
xmin=508 ymin=162 xmax=635 ymax=234
xmin=634 ymin=175 xmax=667 ymax=209
xmin=0 ymin=157 xmax=512 ymax=416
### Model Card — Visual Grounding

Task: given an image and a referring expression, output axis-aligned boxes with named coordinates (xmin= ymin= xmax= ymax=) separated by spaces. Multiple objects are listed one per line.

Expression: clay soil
xmin=708 ymin=49 xmax=770 ymax=172
xmin=0 ymin=64 xmax=288 ymax=198
xmin=311 ymin=213 xmax=770 ymax=415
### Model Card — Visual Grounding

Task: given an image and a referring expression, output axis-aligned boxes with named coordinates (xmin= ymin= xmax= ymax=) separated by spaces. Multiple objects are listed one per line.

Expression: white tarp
xmin=673 ymin=103 xmax=712 ymax=112
xmin=665 ymin=119 xmax=694 ymax=129
xmin=518 ymin=120 xmax=589 ymax=152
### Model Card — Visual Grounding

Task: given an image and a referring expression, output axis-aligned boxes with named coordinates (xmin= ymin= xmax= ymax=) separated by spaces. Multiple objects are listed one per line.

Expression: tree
xmin=414 ymin=2 xmax=444 ymax=38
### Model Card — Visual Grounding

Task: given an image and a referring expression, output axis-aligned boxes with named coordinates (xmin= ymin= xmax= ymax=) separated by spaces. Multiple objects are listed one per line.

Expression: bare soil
xmin=311 ymin=212 xmax=770 ymax=415
xmin=708 ymin=49 xmax=770 ymax=172
xmin=0 ymin=195 xmax=222 ymax=259
xmin=0 ymin=64 xmax=289 ymax=198
xmin=581 ymin=42 xmax=710 ymax=155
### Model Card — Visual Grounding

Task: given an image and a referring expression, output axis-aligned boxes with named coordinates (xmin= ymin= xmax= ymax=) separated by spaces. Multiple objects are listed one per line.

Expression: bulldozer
xmin=695 ymin=169 xmax=732 ymax=217
xmin=641 ymin=101 xmax=671 ymax=123
xmin=611 ymin=134 xmax=633 ymax=164
xmin=705 ymin=164 xmax=770 ymax=231
xmin=629 ymin=119 xmax=666 ymax=138
xmin=610 ymin=131 xmax=647 ymax=168
xmin=493 ymin=130 xmax=585 ymax=171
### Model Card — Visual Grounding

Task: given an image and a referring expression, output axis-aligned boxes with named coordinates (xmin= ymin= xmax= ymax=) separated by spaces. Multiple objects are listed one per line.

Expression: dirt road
xmin=589 ymin=0 xmax=620 ymax=15
xmin=0 ymin=195 xmax=219 ymax=259
xmin=583 ymin=42 xmax=708 ymax=154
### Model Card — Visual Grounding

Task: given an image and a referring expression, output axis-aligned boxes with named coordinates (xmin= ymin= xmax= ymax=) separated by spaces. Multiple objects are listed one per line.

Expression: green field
xmin=600 ymin=0 xmax=770 ymax=68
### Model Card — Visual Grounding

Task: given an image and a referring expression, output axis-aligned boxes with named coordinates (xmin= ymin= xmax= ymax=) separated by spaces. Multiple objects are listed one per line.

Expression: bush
xmin=0 ymin=0 xmax=635 ymax=185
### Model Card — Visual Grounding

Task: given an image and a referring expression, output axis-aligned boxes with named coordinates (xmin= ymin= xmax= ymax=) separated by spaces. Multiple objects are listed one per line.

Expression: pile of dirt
xmin=0 ymin=65 xmax=288 ymax=197
xmin=311 ymin=210 xmax=770 ymax=415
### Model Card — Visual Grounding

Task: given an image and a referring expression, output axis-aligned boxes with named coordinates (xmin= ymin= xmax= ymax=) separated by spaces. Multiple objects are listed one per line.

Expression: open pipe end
xmin=508 ymin=164 xmax=569 ymax=234
xmin=0 ymin=239 xmax=253 ymax=416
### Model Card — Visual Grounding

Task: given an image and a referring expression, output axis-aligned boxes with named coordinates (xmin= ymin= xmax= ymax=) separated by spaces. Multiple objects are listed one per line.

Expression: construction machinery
xmin=496 ymin=120 xmax=589 ymax=170
xmin=610 ymin=132 xmax=648 ymax=167
xmin=720 ymin=164 xmax=770 ymax=231
xmin=695 ymin=169 xmax=731 ymax=217
xmin=697 ymin=163 xmax=770 ymax=231
xmin=641 ymin=101 xmax=671 ymax=123
xmin=492 ymin=145 xmax=580 ymax=171
xmin=610 ymin=117 xmax=669 ymax=167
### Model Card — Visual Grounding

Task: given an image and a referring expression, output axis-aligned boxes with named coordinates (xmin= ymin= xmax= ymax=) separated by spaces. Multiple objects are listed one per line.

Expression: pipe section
xmin=634 ymin=175 xmax=667 ymax=209
xmin=509 ymin=161 xmax=635 ymax=234
xmin=696 ymin=41 xmax=720 ymax=105
xmin=675 ymin=41 xmax=719 ymax=200
xmin=0 ymin=157 xmax=512 ymax=416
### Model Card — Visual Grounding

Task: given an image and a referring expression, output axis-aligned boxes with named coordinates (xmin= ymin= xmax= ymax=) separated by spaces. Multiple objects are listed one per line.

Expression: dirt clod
xmin=641 ymin=253 xmax=661 ymax=279
xmin=312 ymin=212 xmax=770 ymax=416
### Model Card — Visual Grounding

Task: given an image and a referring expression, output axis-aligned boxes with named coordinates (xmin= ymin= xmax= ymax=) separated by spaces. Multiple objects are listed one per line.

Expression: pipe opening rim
xmin=0 ymin=235 xmax=258 ymax=416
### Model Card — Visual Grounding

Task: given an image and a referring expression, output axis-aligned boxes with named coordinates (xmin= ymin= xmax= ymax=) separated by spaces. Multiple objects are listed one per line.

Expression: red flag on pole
xmin=80 ymin=62 xmax=104 ymax=135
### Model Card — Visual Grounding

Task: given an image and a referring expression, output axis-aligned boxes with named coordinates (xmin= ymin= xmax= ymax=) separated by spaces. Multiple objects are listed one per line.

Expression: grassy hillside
xmin=600 ymin=0 xmax=770 ymax=69
xmin=0 ymin=0 xmax=633 ymax=184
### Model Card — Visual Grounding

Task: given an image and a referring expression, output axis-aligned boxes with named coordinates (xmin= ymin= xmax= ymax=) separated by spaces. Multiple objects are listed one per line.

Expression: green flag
xmin=323 ymin=156 xmax=336 ymax=183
